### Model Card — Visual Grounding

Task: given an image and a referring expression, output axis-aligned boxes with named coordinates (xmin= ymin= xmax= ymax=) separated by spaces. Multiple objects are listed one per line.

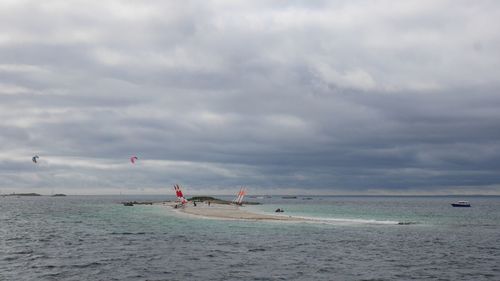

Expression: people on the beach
xmin=193 ymin=201 xmax=197 ymax=207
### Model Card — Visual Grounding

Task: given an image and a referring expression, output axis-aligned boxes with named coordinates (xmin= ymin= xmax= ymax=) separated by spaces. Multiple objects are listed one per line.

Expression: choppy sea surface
xmin=1 ymin=195 xmax=500 ymax=281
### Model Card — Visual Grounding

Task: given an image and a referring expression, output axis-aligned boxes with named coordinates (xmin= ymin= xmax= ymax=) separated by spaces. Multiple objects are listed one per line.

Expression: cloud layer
xmin=1 ymin=0 xmax=500 ymax=194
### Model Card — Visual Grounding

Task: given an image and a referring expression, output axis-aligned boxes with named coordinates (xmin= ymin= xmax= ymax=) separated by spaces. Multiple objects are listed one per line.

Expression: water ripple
xmin=1 ymin=196 xmax=499 ymax=281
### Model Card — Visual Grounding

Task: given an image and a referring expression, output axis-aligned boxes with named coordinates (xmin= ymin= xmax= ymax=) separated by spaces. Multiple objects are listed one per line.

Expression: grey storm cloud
xmin=1 ymin=0 xmax=500 ymax=195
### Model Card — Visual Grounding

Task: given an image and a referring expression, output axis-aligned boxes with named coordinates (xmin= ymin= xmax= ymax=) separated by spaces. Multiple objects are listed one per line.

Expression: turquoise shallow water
xmin=245 ymin=196 xmax=500 ymax=226
xmin=1 ymin=195 xmax=500 ymax=280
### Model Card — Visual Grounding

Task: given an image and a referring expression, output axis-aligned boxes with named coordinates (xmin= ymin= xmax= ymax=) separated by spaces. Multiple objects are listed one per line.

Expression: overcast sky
xmin=1 ymin=0 xmax=500 ymax=195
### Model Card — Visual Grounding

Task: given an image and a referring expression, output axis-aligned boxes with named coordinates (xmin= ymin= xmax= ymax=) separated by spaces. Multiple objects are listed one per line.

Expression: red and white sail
xmin=233 ymin=187 xmax=247 ymax=205
xmin=173 ymin=184 xmax=188 ymax=204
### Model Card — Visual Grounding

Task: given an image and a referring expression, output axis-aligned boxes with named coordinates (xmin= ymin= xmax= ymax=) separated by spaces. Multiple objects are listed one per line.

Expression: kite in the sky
xmin=32 ymin=155 xmax=39 ymax=163
xmin=130 ymin=156 xmax=138 ymax=164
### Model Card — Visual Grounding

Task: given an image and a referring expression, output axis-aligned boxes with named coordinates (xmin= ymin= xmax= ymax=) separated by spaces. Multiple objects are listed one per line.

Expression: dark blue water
xmin=1 ymin=195 xmax=499 ymax=280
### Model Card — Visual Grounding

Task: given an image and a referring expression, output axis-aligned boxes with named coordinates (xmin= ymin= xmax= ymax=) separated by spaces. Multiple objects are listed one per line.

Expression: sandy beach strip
xmin=157 ymin=202 xmax=405 ymax=225
xmin=161 ymin=202 xmax=305 ymax=222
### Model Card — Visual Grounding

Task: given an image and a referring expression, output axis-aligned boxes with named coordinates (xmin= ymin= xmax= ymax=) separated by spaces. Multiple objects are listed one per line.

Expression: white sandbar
xmin=161 ymin=202 xmax=304 ymax=222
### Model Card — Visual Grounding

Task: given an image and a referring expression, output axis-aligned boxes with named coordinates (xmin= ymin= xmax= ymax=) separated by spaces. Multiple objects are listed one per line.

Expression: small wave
xmin=71 ymin=262 xmax=102 ymax=268
xmin=397 ymin=221 xmax=419 ymax=225
xmin=10 ymin=250 xmax=33 ymax=255
xmin=290 ymin=215 xmax=400 ymax=225
xmin=110 ymin=232 xmax=148 ymax=235
xmin=41 ymin=272 xmax=64 ymax=279
xmin=248 ymin=248 xmax=266 ymax=252
xmin=317 ymin=268 xmax=332 ymax=273
xmin=32 ymin=265 xmax=57 ymax=269
xmin=6 ymin=237 xmax=24 ymax=241
xmin=27 ymin=254 xmax=49 ymax=261
xmin=111 ymin=232 xmax=133 ymax=235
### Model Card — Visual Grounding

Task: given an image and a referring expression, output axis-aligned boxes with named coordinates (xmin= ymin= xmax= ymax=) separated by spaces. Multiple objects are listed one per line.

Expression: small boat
xmin=451 ymin=201 xmax=471 ymax=207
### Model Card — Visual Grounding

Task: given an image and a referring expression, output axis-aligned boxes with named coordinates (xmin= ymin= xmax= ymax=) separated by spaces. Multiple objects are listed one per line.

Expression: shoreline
xmin=158 ymin=202 xmax=407 ymax=225
xmin=159 ymin=201 xmax=306 ymax=222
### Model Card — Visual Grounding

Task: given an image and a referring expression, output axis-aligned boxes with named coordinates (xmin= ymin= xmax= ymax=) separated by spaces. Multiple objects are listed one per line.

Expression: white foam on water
xmin=292 ymin=215 xmax=400 ymax=225
xmin=165 ymin=204 xmax=404 ymax=225
xmin=244 ymin=206 xmax=400 ymax=225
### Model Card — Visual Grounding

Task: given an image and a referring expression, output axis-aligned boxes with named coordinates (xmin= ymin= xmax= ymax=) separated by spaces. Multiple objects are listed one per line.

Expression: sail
xmin=173 ymin=184 xmax=187 ymax=204
xmin=233 ymin=187 xmax=247 ymax=205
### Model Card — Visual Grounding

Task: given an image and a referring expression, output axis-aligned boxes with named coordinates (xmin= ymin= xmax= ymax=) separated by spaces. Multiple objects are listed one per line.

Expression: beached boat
xmin=451 ymin=201 xmax=471 ymax=207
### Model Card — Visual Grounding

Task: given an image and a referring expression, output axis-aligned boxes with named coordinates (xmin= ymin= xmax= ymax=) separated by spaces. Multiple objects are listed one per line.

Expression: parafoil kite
xmin=130 ymin=156 xmax=138 ymax=164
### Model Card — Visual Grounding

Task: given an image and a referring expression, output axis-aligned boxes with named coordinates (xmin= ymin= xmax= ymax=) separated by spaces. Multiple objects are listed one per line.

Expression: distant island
xmin=4 ymin=193 xmax=41 ymax=196
xmin=0 ymin=193 xmax=67 ymax=197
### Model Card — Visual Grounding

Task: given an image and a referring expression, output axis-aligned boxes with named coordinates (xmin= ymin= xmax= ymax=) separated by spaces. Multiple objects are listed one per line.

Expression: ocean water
xmin=1 ymin=195 xmax=499 ymax=281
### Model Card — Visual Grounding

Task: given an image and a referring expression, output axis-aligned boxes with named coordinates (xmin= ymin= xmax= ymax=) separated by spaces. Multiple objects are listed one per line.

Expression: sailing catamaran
xmin=173 ymin=184 xmax=188 ymax=206
xmin=232 ymin=187 xmax=247 ymax=205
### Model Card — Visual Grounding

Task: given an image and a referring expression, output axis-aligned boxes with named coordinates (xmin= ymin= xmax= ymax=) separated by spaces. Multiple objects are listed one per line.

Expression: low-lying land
xmin=2 ymin=193 xmax=42 ymax=196
xmin=188 ymin=196 xmax=260 ymax=205
xmin=170 ymin=201 xmax=304 ymax=221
